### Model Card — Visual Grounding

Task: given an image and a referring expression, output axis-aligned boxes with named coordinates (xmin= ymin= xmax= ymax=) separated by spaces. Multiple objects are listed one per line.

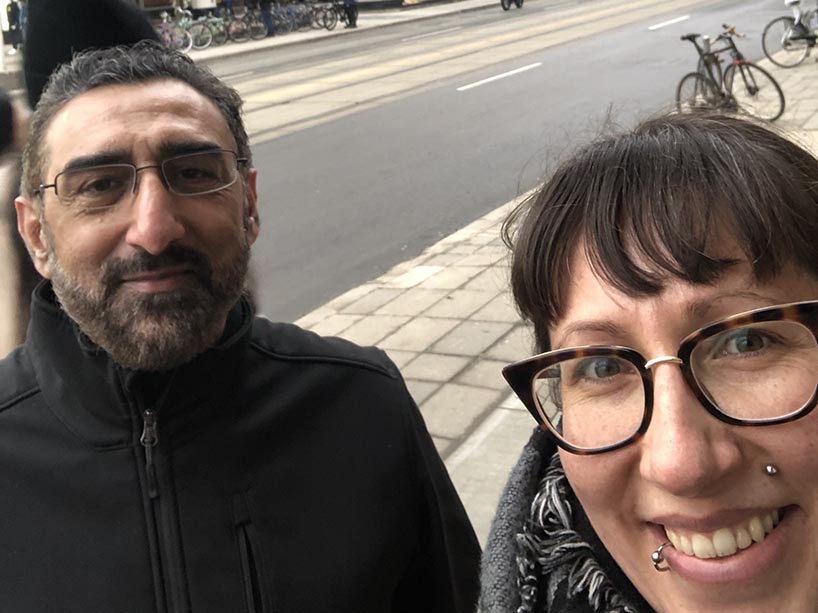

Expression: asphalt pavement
xmin=3 ymin=2 xmax=818 ymax=545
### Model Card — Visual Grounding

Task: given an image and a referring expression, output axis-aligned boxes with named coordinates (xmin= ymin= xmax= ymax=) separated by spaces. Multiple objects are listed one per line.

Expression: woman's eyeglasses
xmin=503 ymin=300 xmax=818 ymax=455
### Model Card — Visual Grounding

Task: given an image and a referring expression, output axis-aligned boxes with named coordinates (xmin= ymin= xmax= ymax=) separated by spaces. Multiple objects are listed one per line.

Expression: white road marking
xmin=401 ymin=26 xmax=463 ymax=42
xmin=456 ymin=62 xmax=542 ymax=92
xmin=648 ymin=14 xmax=690 ymax=30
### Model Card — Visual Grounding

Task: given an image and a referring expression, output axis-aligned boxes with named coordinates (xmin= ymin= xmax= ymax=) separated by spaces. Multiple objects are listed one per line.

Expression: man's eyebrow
xmin=62 ymin=151 xmax=130 ymax=172
xmin=58 ymin=142 xmax=228 ymax=174
xmin=159 ymin=141 xmax=225 ymax=157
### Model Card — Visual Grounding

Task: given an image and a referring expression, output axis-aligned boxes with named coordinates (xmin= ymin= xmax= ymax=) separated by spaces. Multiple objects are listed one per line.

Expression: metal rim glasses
xmin=35 ymin=149 xmax=249 ymax=211
xmin=503 ymin=300 xmax=818 ymax=455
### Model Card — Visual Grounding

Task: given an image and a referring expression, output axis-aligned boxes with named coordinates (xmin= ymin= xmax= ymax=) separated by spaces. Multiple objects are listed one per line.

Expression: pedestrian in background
xmin=18 ymin=0 xmax=26 ymax=44
xmin=344 ymin=0 xmax=358 ymax=28
xmin=218 ymin=0 xmax=234 ymax=17
xmin=5 ymin=0 xmax=21 ymax=54
xmin=6 ymin=39 xmax=481 ymax=611
xmin=260 ymin=0 xmax=274 ymax=36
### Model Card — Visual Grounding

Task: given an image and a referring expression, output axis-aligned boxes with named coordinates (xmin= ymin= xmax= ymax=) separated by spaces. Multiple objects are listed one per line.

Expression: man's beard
xmin=48 ymin=241 xmax=250 ymax=371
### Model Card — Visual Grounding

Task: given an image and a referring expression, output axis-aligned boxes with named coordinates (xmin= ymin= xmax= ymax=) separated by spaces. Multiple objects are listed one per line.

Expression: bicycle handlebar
xmin=721 ymin=23 xmax=745 ymax=38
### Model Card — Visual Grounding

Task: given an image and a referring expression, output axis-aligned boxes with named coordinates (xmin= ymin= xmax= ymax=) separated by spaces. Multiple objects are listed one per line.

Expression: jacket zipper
xmin=232 ymin=494 xmax=268 ymax=613
xmin=141 ymin=409 xmax=160 ymax=499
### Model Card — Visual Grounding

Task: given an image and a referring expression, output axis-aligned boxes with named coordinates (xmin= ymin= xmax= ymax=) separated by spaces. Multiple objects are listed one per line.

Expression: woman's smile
xmin=648 ymin=506 xmax=795 ymax=585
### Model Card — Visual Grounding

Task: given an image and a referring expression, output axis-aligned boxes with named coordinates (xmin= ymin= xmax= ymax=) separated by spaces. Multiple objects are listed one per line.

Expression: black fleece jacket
xmin=0 ymin=282 xmax=480 ymax=612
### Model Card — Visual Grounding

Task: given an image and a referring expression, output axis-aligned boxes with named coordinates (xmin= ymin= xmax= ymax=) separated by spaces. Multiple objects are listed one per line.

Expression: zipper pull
xmin=140 ymin=409 xmax=160 ymax=499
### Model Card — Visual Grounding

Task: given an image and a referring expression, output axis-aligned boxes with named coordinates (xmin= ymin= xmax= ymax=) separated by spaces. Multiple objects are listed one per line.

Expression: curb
xmin=190 ymin=0 xmax=499 ymax=64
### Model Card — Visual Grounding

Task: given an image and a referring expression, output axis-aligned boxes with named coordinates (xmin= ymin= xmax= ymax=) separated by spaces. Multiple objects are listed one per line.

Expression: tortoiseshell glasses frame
xmin=502 ymin=300 xmax=818 ymax=455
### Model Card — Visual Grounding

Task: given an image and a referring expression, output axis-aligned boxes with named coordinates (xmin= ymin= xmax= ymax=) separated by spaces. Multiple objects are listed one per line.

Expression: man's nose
xmin=638 ymin=362 xmax=742 ymax=498
xmin=123 ymin=167 xmax=185 ymax=255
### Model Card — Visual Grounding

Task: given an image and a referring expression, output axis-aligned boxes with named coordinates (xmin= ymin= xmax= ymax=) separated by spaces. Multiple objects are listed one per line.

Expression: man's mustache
xmin=100 ymin=246 xmax=214 ymax=300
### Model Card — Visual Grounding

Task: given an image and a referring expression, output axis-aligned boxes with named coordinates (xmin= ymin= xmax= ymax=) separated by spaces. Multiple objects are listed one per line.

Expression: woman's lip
xmin=649 ymin=508 xmax=782 ymax=533
xmin=650 ymin=507 xmax=795 ymax=584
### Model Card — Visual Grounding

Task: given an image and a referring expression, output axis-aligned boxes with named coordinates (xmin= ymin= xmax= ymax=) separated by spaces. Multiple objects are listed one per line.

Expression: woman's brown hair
xmin=504 ymin=111 xmax=818 ymax=351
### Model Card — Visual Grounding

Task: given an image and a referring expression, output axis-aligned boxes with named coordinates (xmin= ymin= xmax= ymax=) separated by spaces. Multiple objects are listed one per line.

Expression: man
xmin=0 ymin=0 xmax=161 ymax=354
xmin=343 ymin=0 xmax=358 ymax=29
xmin=8 ymin=40 xmax=480 ymax=612
xmin=5 ymin=0 xmax=21 ymax=54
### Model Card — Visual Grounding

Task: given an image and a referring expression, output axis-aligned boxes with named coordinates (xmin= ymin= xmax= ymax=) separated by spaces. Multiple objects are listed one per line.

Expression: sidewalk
xmin=0 ymin=0 xmax=501 ymax=91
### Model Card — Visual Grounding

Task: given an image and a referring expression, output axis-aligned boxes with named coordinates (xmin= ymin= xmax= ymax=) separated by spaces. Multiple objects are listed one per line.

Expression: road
xmin=202 ymin=0 xmax=789 ymax=322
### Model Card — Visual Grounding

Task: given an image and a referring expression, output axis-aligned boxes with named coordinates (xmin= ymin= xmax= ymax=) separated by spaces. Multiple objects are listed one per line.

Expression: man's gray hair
xmin=22 ymin=39 xmax=251 ymax=199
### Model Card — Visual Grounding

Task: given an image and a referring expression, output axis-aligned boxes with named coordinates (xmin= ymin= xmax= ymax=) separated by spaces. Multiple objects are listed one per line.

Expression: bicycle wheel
xmin=188 ymin=22 xmax=213 ymax=49
xmin=209 ymin=20 xmax=228 ymax=45
xmin=501 ymin=0 xmax=511 ymax=10
xmin=228 ymin=18 xmax=250 ymax=42
xmin=323 ymin=7 xmax=338 ymax=30
xmin=172 ymin=26 xmax=193 ymax=52
xmin=514 ymin=0 xmax=523 ymax=8
xmin=762 ymin=16 xmax=810 ymax=68
xmin=310 ymin=7 xmax=322 ymax=29
xmin=675 ymin=72 xmax=723 ymax=112
xmin=725 ymin=62 xmax=785 ymax=121
xmin=249 ymin=17 xmax=268 ymax=39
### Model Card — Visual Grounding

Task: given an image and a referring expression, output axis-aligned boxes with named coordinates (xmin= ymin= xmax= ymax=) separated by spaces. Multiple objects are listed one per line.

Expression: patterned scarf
xmin=479 ymin=428 xmax=651 ymax=613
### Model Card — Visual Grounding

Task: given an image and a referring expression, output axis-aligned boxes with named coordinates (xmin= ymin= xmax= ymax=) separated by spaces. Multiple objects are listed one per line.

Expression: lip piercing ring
xmin=651 ymin=542 xmax=672 ymax=572
xmin=765 ymin=464 xmax=779 ymax=476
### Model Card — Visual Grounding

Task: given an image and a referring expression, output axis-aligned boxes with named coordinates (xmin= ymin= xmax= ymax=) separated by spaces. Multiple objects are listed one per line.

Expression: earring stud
xmin=765 ymin=464 xmax=779 ymax=476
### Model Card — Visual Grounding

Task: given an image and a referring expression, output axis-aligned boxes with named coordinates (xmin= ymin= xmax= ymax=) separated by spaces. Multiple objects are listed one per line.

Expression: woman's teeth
xmin=664 ymin=509 xmax=781 ymax=559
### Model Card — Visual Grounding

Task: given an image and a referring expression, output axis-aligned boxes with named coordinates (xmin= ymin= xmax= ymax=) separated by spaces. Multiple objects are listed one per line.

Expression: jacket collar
xmin=26 ymin=281 xmax=254 ymax=449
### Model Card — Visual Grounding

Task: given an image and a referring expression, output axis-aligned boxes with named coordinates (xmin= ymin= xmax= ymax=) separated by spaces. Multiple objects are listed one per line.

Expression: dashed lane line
xmin=456 ymin=61 xmax=542 ymax=91
xmin=648 ymin=14 xmax=690 ymax=30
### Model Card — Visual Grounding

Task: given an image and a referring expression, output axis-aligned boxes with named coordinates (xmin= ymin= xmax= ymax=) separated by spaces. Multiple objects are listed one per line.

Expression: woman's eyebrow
xmin=687 ymin=291 xmax=782 ymax=320
xmin=551 ymin=320 xmax=625 ymax=349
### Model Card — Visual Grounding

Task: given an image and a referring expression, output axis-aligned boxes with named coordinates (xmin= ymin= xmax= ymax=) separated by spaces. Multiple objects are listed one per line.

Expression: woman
xmin=480 ymin=111 xmax=818 ymax=612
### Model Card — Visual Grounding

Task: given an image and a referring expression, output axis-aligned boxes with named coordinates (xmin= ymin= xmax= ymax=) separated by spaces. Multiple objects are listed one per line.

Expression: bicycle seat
xmin=785 ymin=0 xmax=800 ymax=6
xmin=680 ymin=33 xmax=700 ymax=41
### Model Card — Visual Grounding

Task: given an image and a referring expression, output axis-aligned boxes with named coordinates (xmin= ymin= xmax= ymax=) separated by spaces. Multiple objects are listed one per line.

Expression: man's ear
xmin=244 ymin=168 xmax=260 ymax=245
xmin=15 ymin=196 xmax=52 ymax=279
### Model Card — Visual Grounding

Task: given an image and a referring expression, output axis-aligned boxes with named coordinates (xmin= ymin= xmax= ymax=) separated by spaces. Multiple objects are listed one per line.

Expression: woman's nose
xmin=638 ymin=362 xmax=743 ymax=498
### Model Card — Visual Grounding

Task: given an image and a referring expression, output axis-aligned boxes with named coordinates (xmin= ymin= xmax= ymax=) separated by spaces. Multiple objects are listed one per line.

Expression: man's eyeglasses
xmin=36 ymin=149 xmax=248 ymax=212
xmin=503 ymin=300 xmax=818 ymax=455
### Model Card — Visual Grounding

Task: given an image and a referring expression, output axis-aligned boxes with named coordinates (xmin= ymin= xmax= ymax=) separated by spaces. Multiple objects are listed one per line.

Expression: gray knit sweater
xmin=478 ymin=428 xmax=650 ymax=613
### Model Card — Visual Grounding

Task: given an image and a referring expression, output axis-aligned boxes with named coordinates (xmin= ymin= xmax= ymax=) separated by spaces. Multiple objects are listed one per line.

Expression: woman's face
xmin=553 ymin=248 xmax=818 ymax=612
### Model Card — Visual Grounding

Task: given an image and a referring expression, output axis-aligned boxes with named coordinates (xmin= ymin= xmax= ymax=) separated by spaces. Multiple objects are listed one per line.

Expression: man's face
xmin=16 ymin=79 xmax=259 ymax=370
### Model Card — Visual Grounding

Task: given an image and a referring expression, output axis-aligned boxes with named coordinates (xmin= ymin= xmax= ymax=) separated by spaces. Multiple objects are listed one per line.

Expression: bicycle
xmin=310 ymin=3 xmax=337 ymax=30
xmin=155 ymin=11 xmax=193 ymax=53
xmin=244 ymin=8 xmax=270 ymax=40
xmin=331 ymin=1 xmax=349 ymax=28
xmin=203 ymin=12 xmax=229 ymax=46
xmin=762 ymin=0 xmax=818 ymax=68
xmin=676 ymin=24 xmax=785 ymax=122
xmin=175 ymin=7 xmax=214 ymax=50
